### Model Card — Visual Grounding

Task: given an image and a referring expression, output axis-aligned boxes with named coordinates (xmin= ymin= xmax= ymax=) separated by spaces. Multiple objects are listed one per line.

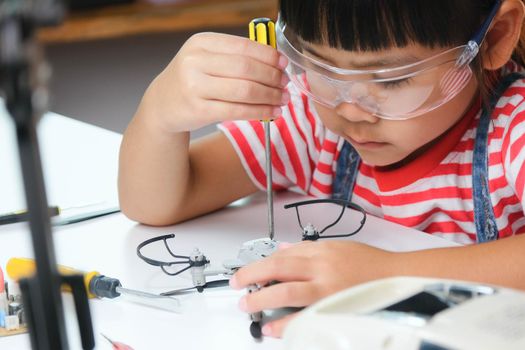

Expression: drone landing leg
xmin=247 ymin=283 xmax=264 ymax=340
xmin=249 ymin=321 xmax=262 ymax=340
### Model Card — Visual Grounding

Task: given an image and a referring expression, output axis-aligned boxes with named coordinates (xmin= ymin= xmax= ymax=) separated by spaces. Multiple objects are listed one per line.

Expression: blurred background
xmin=41 ymin=0 xmax=278 ymax=138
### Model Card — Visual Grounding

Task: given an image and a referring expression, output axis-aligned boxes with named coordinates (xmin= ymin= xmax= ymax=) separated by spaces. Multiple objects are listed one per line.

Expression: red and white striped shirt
xmin=218 ymin=65 xmax=525 ymax=245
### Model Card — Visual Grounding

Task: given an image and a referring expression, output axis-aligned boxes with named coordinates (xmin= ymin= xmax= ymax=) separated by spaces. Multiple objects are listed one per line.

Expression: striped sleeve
xmin=501 ymin=84 xmax=525 ymax=204
xmin=217 ymin=86 xmax=324 ymax=194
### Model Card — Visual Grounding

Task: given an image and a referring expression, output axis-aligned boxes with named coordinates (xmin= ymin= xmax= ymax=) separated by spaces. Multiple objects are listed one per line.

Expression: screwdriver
xmin=249 ymin=18 xmax=277 ymax=241
xmin=0 ymin=206 xmax=60 ymax=225
xmin=6 ymin=257 xmax=180 ymax=313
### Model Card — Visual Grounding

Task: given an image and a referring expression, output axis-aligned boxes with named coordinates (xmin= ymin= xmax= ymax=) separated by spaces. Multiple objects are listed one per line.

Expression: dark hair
xmin=279 ymin=0 xmax=525 ymax=98
xmin=280 ymin=0 xmax=496 ymax=51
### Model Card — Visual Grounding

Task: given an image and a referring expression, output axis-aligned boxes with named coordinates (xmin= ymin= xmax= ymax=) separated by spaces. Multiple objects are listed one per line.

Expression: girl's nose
xmin=335 ymin=102 xmax=380 ymax=124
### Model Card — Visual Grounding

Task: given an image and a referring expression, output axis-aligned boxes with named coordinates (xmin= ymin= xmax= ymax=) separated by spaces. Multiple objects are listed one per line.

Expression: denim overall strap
xmin=473 ymin=72 xmax=524 ymax=243
xmin=332 ymin=141 xmax=361 ymax=201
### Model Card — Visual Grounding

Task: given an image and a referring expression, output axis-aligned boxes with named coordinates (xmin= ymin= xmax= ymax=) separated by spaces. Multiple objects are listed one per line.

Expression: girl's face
xmin=303 ymin=42 xmax=479 ymax=167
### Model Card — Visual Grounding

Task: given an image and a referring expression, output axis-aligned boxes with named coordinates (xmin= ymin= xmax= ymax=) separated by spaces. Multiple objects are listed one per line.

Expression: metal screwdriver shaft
xmin=249 ymin=18 xmax=277 ymax=241
xmin=264 ymin=121 xmax=274 ymax=240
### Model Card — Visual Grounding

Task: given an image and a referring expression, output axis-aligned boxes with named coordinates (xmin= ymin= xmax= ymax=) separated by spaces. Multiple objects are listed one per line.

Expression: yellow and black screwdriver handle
xmin=7 ymin=257 xmax=121 ymax=299
xmin=249 ymin=17 xmax=276 ymax=49
xmin=249 ymin=18 xmax=277 ymax=122
xmin=9 ymin=258 xmax=96 ymax=349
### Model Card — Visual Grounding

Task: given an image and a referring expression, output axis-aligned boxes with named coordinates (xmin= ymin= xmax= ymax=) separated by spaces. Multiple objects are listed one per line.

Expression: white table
xmin=0 ymin=107 xmax=458 ymax=350
xmin=0 ymin=100 xmax=120 ymax=215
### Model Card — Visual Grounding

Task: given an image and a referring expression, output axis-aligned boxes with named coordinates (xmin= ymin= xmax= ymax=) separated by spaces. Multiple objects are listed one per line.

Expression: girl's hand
xmin=229 ymin=241 xmax=395 ymax=338
xmin=142 ymin=32 xmax=289 ymax=133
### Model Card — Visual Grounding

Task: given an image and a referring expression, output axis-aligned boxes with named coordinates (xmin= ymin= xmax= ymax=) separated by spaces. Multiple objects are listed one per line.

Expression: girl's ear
xmin=482 ymin=0 xmax=525 ymax=70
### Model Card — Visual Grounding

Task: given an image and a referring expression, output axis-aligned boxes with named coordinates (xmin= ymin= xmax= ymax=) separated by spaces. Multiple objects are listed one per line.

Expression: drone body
xmin=187 ymin=238 xmax=280 ymax=338
xmin=138 ymin=235 xmax=280 ymax=338
xmin=223 ymin=238 xmax=279 ymax=270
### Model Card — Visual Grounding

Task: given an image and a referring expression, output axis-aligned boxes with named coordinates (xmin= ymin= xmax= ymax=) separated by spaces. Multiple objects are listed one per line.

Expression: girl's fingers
xmin=273 ymin=240 xmax=315 ymax=254
xmin=240 ymin=281 xmax=319 ymax=312
xmin=202 ymin=100 xmax=282 ymax=122
xmin=200 ymin=52 xmax=288 ymax=89
xmin=192 ymin=33 xmax=285 ymax=68
xmin=277 ymin=241 xmax=295 ymax=250
xmin=262 ymin=313 xmax=299 ymax=338
xmin=230 ymin=255 xmax=313 ymax=289
xmin=202 ymin=75 xmax=288 ymax=106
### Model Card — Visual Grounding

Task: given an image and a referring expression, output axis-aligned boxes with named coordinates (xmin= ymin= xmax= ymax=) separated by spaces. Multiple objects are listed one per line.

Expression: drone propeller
xmin=160 ymin=279 xmax=230 ymax=296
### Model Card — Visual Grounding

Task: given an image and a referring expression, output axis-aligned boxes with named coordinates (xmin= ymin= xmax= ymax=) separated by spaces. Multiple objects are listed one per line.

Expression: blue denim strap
xmin=332 ymin=141 xmax=361 ymax=201
xmin=473 ymin=72 xmax=524 ymax=243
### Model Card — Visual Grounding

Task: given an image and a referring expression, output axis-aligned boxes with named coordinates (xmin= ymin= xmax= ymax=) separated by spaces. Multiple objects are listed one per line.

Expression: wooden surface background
xmin=38 ymin=0 xmax=278 ymax=43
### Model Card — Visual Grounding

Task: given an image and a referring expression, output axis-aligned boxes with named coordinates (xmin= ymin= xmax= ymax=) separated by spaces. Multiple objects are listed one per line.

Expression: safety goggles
xmin=275 ymin=0 xmax=502 ymax=120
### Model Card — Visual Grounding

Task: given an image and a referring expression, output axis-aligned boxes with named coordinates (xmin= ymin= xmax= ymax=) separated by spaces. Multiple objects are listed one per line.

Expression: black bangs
xmin=279 ymin=0 xmax=495 ymax=51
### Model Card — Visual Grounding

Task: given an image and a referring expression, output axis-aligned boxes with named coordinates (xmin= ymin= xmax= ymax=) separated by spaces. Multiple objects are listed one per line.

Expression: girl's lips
xmin=347 ymin=136 xmax=389 ymax=149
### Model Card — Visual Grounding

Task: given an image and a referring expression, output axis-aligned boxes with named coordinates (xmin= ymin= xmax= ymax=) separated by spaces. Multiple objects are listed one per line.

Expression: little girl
xmin=119 ymin=0 xmax=525 ymax=337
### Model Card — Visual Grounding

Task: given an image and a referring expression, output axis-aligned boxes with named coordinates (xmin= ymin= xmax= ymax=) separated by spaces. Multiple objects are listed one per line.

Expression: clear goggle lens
xmin=277 ymin=19 xmax=475 ymax=120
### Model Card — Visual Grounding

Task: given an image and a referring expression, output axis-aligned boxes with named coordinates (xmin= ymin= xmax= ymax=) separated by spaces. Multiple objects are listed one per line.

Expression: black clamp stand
xmin=0 ymin=1 xmax=94 ymax=349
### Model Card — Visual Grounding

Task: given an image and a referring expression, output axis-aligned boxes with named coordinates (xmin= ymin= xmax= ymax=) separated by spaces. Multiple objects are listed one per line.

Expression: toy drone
xmin=136 ymin=199 xmax=366 ymax=339
xmin=137 ymin=235 xmax=278 ymax=338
